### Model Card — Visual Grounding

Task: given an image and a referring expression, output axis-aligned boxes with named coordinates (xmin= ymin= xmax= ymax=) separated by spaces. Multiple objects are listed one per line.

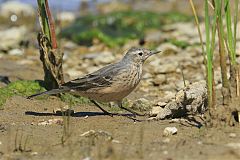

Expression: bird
xmin=27 ymin=47 xmax=160 ymax=116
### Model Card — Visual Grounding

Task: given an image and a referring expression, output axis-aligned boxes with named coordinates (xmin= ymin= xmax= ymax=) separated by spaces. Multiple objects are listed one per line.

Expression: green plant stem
xmin=225 ymin=0 xmax=236 ymax=64
xmin=205 ymin=0 xmax=214 ymax=109
xmin=37 ymin=0 xmax=51 ymax=42
xmin=218 ymin=1 xmax=229 ymax=88
xmin=233 ymin=0 xmax=239 ymax=55
xmin=37 ymin=0 xmax=57 ymax=49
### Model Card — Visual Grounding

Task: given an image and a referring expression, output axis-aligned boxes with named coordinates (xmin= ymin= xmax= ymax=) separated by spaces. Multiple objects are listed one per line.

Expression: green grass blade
xmin=205 ymin=0 xmax=213 ymax=108
xmin=37 ymin=0 xmax=51 ymax=42
xmin=233 ymin=0 xmax=239 ymax=53
xmin=225 ymin=0 xmax=236 ymax=64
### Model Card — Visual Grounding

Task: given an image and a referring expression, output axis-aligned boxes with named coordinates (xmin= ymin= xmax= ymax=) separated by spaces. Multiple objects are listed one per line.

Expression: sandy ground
xmin=1 ymin=96 xmax=240 ymax=160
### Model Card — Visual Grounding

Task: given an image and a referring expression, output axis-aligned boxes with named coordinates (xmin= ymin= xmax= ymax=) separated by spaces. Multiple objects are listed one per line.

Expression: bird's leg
xmin=90 ymin=100 xmax=114 ymax=117
xmin=117 ymin=101 xmax=146 ymax=117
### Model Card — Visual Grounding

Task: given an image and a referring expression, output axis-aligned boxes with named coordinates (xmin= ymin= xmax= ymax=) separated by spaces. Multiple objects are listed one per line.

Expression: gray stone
xmin=163 ymin=127 xmax=177 ymax=136
xmin=154 ymin=81 xmax=207 ymax=120
xmin=152 ymin=62 xmax=178 ymax=74
xmin=156 ymin=43 xmax=180 ymax=55
xmin=8 ymin=48 xmax=24 ymax=55
xmin=152 ymin=74 xmax=166 ymax=85
xmin=57 ymin=12 xmax=76 ymax=22
xmin=145 ymin=30 xmax=165 ymax=43
xmin=131 ymin=98 xmax=152 ymax=112
xmin=0 ymin=1 xmax=35 ymax=17
xmin=149 ymin=106 xmax=164 ymax=116
xmin=0 ymin=26 xmax=27 ymax=50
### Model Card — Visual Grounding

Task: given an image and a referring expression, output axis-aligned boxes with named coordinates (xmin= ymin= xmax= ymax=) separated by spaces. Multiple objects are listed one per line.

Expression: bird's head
xmin=122 ymin=47 xmax=161 ymax=64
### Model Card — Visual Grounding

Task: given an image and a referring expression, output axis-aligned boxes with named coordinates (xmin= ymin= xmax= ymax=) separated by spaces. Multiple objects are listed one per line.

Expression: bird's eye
xmin=138 ymin=52 xmax=143 ymax=56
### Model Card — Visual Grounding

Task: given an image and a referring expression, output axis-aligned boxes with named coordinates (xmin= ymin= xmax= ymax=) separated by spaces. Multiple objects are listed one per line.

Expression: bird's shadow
xmin=25 ymin=111 xmax=133 ymax=117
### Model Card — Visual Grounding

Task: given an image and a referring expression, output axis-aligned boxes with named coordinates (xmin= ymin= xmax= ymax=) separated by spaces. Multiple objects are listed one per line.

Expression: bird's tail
xmin=27 ymin=88 xmax=68 ymax=99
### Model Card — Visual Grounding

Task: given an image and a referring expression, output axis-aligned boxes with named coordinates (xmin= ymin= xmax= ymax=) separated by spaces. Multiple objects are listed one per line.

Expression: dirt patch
xmin=0 ymin=95 xmax=240 ymax=160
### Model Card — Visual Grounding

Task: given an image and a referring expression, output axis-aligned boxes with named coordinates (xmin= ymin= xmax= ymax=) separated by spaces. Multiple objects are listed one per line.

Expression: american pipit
xmin=28 ymin=47 xmax=160 ymax=116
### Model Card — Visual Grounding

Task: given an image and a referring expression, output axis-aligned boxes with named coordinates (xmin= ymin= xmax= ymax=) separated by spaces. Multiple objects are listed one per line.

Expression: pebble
xmin=94 ymin=52 xmax=115 ymax=64
xmin=150 ymin=60 xmax=178 ymax=74
xmin=57 ymin=12 xmax=76 ymax=22
xmin=9 ymin=48 xmax=24 ymax=56
xmin=145 ymin=30 xmax=165 ymax=43
xmin=82 ymin=157 xmax=91 ymax=160
xmin=229 ymin=133 xmax=237 ymax=138
xmin=163 ymin=127 xmax=178 ymax=136
xmin=162 ymin=138 xmax=170 ymax=143
xmin=163 ymin=91 xmax=175 ymax=101
xmin=226 ymin=143 xmax=240 ymax=149
xmin=152 ymin=74 xmax=166 ymax=85
xmin=157 ymin=101 xmax=167 ymax=107
xmin=0 ymin=1 xmax=35 ymax=17
xmin=149 ymin=106 xmax=164 ymax=116
xmin=0 ymin=26 xmax=27 ymax=50
xmin=66 ymin=69 xmax=84 ymax=79
xmin=131 ymin=98 xmax=152 ymax=112
xmin=38 ymin=118 xmax=63 ymax=126
xmin=31 ymin=152 xmax=38 ymax=156
xmin=156 ymin=43 xmax=180 ymax=55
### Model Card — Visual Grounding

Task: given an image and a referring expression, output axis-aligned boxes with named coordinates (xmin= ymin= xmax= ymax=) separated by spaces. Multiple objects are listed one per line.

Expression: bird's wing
xmin=62 ymin=63 xmax=127 ymax=91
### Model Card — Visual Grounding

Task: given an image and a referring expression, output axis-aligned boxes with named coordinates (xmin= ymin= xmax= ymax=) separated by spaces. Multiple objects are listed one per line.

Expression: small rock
xmin=175 ymin=80 xmax=190 ymax=90
xmin=0 ymin=26 xmax=27 ymax=50
xmin=63 ymin=41 xmax=78 ymax=50
xmin=82 ymin=157 xmax=91 ymax=160
xmin=31 ymin=152 xmax=38 ymax=156
xmin=66 ymin=69 xmax=84 ymax=79
xmin=9 ymin=48 xmax=24 ymax=55
xmin=156 ymin=63 xmax=178 ymax=74
xmin=157 ymin=101 xmax=167 ymax=107
xmin=197 ymin=141 xmax=203 ymax=145
xmin=162 ymin=138 xmax=170 ymax=143
xmin=152 ymin=74 xmax=166 ymax=85
xmin=80 ymin=130 xmax=113 ymax=141
xmin=155 ymin=81 xmax=207 ymax=120
xmin=0 ymin=1 xmax=35 ymax=17
xmin=142 ymin=72 xmax=153 ymax=79
xmin=131 ymin=98 xmax=152 ymax=112
xmin=94 ymin=51 xmax=115 ymax=64
xmin=84 ymin=51 xmax=115 ymax=65
xmin=226 ymin=143 xmax=240 ymax=149
xmin=150 ymin=106 xmax=164 ymax=116
xmin=149 ymin=58 xmax=178 ymax=74
xmin=229 ymin=133 xmax=237 ymax=138
xmin=145 ymin=30 xmax=165 ymax=43
xmin=163 ymin=91 xmax=175 ymax=101
xmin=38 ymin=118 xmax=63 ymax=126
xmin=156 ymin=43 xmax=180 ymax=55
xmin=57 ymin=12 xmax=76 ymax=22
xmin=163 ymin=127 xmax=178 ymax=136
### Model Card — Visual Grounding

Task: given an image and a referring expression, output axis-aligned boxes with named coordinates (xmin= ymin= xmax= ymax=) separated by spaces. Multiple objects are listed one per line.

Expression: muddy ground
xmin=0 ymin=56 xmax=240 ymax=160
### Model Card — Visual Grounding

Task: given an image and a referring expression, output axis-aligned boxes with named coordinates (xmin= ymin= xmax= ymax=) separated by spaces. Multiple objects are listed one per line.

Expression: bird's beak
xmin=150 ymin=50 xmax=161 ymax=56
